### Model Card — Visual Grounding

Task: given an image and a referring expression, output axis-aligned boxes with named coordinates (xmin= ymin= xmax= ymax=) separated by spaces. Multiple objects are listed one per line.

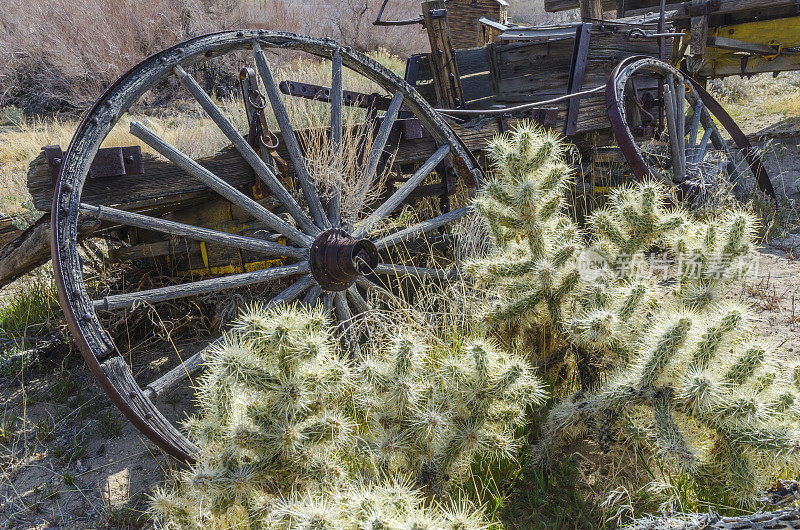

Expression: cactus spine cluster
xmin=355 ymin=334 xmax=545 ymax=495
xmin=151 ymin=303 xmax=545 ymax=528
xmin=473 ymin=122 xmax=798 ymax=506
xmin=468 ymin=125 xmax=582 ymax=374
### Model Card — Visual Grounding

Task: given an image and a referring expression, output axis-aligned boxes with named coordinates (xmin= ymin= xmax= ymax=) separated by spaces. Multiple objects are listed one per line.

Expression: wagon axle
xmin=309 ymin=229 xmax=379 ymax=291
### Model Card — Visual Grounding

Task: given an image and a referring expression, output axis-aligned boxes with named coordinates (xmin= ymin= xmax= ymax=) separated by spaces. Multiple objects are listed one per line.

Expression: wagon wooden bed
xmin=0 ymin=0 xmax=796 ymax=461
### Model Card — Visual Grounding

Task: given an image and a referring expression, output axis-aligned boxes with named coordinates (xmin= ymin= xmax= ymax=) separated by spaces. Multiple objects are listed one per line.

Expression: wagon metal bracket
xmin=566 ymin=23 xmax=592 ymax=136
xmin=44 ymin=145 xmax=143 ymax=185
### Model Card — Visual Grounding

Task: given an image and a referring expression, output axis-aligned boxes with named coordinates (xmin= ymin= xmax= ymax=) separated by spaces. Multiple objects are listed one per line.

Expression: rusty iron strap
xmin=606 ymin=56 xmax=776 ymax=200
xmin=566 ymin=22 xmax=592 ymax=136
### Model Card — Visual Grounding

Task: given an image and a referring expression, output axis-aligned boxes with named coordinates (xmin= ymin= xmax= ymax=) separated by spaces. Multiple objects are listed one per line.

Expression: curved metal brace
xmin=606 ymin=55 xmax=775 ymax=200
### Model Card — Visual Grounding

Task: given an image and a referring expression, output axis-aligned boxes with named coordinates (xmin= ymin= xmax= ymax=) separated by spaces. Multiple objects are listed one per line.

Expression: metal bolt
xmin=53 ymin=158 xmax=62 ymax=166
xmin=103 ymin=100 xmax=112 ymax=107
xmin=159 ymin=57 xmax=167 ymax=63
xmin=175 ymin=47 xmax=183 ymax=54
xmin=237 ymin=31 xmax=244 ymax=37
xmin=81 ymin=314 xmax=92 ymax=322
xmin=90 ymin=117 xmax=99 ymax=125
xmin=129 ymin=392 xmax=137 ymax=399
xmin=144 ymin=412 xmax=153 ymax=420
xmin=124 ymin=155 xmax=134 ymax=163
xmin=62 ymin=182 xmax=72 ymax=192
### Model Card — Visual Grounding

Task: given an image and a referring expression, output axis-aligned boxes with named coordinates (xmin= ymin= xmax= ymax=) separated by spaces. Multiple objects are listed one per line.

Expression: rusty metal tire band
xmin=606 ymin=55 xmax=775 ymax=199
xmin=51 ymin=30 xmax=476 ymax=463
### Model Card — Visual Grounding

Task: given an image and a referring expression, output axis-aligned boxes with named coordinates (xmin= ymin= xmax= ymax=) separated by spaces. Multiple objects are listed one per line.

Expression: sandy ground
xmin=0 ymin=344 xmax=198 ymax=529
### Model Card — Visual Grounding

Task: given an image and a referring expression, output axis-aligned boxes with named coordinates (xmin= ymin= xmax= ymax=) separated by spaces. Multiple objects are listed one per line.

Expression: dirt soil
xmin=0 ymin=341 xmax=199 ymax=529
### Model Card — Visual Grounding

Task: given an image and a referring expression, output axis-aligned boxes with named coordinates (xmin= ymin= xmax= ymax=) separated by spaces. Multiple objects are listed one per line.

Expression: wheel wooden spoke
xmin=675 ymin=77 xmax=687 ymax=181
xmin=346 ymin=285 xmax=370 ymax=314
xmin=329 ymin=49 xmax=343 ymax=228
xmin=130 ymin=121 xmax=311 ymax=247
xmin=272 ymin=274 xmax=316 ymax=305
xmin=303 ymin=284 xmax=323 ymax=307
xmin=353 ymin=145 xmax=450 ymax=239
xmin=374 ymin=263 xmax=459 ymax=280
xmin=93 ymin=262 xmax=310 ymax=311
xmin=356 ymin=277 xmax=402 ymax=306
xmin=322 ymin=292 xmax=334 ymax=313
xmin=252 ymin=41 xmax=329 ymax=229
xmin=375 ymin=206 xmax=469 ymax=250
xmin=663 ymin=75 xmax=684 ymax=182
xmin=357 ymin=92 xmax=404 ymax=211
xmin=143 ymin=340 xmax=211 ymax=400
xmin=694 ymin=127 xmax=714 ymax=165
xmin=79 ymin=203 xmax=307 ymax=260
xmin=143 ymin=274 xmax=315 ymax=400
xmin=333 ymin=291 xmax=351 ymax=323
xmin=174 ymin=65 xmax=319 ymax=236
xmin=688 ymin=99 xmax=704 ymax=160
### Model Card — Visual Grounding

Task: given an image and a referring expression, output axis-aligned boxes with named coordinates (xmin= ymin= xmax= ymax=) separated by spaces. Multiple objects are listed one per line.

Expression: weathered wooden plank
xmin=579 ymin=0 xmax=603 ymax=18
xmin=423 ymin=0 xmax=465 ymax=107
xmin=0 ymin=217 xmax=22 ymax=249
xmin=545 ymin=0 xmax=615 ymax=12
xmin=624 ymin=0 xmax=800 ymax=20
xmin=27 ymin=146 xmax=255 ymax=213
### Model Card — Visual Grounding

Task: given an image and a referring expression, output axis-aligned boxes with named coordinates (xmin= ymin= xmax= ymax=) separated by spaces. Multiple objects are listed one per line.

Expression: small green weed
xmin=33 ymin=416 xmax=55 ymax=443
xmin=49 ymin=371 xmax=80 ymax=402
xmin=95 ymin=409 xmax=122 ymax=439
xmin=0 ymin=273 xmax=58 ymax=338
xmin=0 ymin=413 xmax=19 ymax=444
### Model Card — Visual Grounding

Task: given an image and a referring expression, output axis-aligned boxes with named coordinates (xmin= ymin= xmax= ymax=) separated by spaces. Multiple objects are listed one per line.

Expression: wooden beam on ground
xmin=0 ymin=214 xmax=100 ymax=290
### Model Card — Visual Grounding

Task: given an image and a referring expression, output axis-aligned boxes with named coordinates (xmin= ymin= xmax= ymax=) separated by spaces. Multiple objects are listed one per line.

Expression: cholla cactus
xmin=539 ymin=301 xmax=800 ymax=504
xmin=151 ymin=477 xmax=489 ymax=530
xmin=355 ymin=334 xmax=546 ymax=494
xmin=270 ymin=478 xmax=488 ymax=530
xmin=471 ymin=124 xmax=797 ymax=506
xmin=185 ymin=303 xmax=353 ymax=493
xmin=588 ymin=182 xmax=687 ymax=275
xmin=666 ymin=208 xmax=758 ymax=308
xmin=467 ymin=123 xmax=582 ymax=369
xmin=152 ymin=303 xmax=544 ymax=528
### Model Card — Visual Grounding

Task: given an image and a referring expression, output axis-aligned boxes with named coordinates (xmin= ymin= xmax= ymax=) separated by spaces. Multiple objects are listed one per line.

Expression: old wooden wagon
xmin=1 ymin=0 xmax=796 ymax=460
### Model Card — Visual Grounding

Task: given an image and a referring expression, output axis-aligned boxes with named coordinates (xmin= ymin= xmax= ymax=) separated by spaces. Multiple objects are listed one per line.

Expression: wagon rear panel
xmin=488 ymin=26 xmax=663 ymax=134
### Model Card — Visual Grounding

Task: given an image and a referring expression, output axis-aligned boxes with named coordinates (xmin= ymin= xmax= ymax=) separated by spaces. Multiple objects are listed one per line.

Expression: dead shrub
xmin=0 ymin=0 xmax=426 ymax=115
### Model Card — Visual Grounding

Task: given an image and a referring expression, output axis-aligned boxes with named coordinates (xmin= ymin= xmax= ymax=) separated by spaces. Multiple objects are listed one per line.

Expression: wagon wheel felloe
xmin=607 ymin=56 xmax=775 ymax=200
xmin=52 ymin=31 xmax=481 ymax=462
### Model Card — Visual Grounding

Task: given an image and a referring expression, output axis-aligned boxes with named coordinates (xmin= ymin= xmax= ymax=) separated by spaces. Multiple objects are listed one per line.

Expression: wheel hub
xmin=309 ymin=229 xmax=378 ymax=291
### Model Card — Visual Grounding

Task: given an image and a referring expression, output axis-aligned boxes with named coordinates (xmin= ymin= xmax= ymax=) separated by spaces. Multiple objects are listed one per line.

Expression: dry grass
xmin=0 ymin=50 xmax=405 ymax=217
xmin=710 ymin=72 xmax=800 ymax=119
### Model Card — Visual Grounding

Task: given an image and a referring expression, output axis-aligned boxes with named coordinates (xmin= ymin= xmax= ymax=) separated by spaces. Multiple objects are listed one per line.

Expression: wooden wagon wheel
xmin=607 ymin=56 xmax=775 ymax=200
xmin=52 ymin=30 xmax=482 ymax=462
